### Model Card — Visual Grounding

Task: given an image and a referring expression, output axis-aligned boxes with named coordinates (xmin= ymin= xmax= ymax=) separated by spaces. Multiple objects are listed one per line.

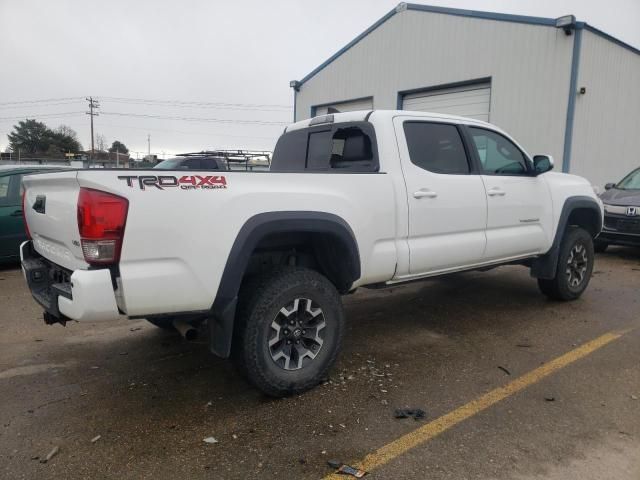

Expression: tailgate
xmin=23 ymin=171 xmax=88 ymax=271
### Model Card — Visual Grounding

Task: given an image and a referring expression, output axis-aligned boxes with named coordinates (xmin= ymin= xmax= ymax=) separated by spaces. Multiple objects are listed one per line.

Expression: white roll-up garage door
xmin=402 ymin=83 xmax=491 ymax=121
xmin=314 ymin=97 xmax=373 ymax=116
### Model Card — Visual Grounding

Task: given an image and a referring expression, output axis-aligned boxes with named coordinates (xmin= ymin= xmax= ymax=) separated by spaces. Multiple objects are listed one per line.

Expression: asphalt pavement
xmin=1 ymin=247 xmax=639 ymax=479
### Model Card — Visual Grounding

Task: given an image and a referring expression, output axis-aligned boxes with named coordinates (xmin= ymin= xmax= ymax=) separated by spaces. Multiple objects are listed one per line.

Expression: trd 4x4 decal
xmin=118 ymin=175 xmax=227 ymax=190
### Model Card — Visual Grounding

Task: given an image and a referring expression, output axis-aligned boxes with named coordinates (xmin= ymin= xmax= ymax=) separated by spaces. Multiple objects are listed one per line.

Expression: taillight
xmin=22 ymin=190 xmax=32 ymax=239
xmin=77 ymin=188 xmax=128 ymax=265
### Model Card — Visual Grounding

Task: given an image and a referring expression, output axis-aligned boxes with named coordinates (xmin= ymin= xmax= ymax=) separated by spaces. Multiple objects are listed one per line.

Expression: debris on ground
xmin=394 ymin=408 xmax=426 ymax=420
xmin=632 ymin=395 xmax=638 ymax=400
xmin=40 ymin=446 xmax=59 ymax=463
xmin=327 ymin=460 xmax=367 ymax=478
xmin=91 ymin=435 xmax=101 ymax=443
xmin=498 ymin=366 xmax=511 ymax=375
xmin=544 ymin=396 xmax=555 ymax=402
xmin=129 ymin=327 xmax=142 ymax=332
xmin=381 ymin=399 xmax=389 ymax=406
xmin=516 ymin=343 xmax=532 ymax=348
xmin=203 ymin=437 xmax=219 ymax=444
xmin=119 ymin=352 xmax=128 ymax=356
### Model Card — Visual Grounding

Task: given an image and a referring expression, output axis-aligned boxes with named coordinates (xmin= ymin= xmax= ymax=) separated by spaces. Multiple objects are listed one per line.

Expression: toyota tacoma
xmin=20 ymin=110 xmax=603 ymax=396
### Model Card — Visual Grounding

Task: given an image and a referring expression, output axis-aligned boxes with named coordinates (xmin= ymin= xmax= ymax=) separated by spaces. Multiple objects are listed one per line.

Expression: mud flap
xmin=208 ymin=296 xmax=238 ymax=358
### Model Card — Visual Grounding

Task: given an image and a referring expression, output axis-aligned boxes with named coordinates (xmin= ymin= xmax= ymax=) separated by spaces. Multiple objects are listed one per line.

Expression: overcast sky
xmin=1 ymin=0 xmax=638 ymax=157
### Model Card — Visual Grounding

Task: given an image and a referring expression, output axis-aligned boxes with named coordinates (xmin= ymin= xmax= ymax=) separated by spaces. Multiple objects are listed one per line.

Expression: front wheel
xmin=538 ymin=226 xmax=594 ymax=301
xmin=232 ymin=267 xmax=344 ymax=397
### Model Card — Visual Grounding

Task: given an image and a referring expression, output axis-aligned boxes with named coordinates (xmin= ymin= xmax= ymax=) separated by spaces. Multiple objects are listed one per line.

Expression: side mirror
xmin=604 ymin=183 xmax=616 ymax=190
xmin=533 ymin=155 xmax=554 ymax=175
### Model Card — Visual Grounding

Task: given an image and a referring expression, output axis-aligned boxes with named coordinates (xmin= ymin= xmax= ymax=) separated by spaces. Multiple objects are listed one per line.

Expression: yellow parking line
xmin=323 ymin=330 xmax=628 ymax=479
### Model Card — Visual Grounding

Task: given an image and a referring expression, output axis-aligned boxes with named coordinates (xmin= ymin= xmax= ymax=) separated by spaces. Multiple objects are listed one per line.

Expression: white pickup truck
xmin=21 ymin=110 xmax=603 ymax=396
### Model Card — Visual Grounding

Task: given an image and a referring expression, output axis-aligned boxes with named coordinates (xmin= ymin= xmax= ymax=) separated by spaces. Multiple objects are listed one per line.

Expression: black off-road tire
xmin=594 ymin=240 xmax=608 ymax=253
xmin=538 ymin=226 xmax=594 ymax=301
xmin=232 ymin=267 xmax=344 ymax=397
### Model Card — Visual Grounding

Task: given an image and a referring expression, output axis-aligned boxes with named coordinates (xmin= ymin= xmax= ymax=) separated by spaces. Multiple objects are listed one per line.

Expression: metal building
xmin=290 ymin=3 xmax=640 ymax=188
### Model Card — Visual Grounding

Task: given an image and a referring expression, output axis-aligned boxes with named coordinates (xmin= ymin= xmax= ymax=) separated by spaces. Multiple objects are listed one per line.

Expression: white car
xmin=21 ymin=110 xmax=603 ymax=396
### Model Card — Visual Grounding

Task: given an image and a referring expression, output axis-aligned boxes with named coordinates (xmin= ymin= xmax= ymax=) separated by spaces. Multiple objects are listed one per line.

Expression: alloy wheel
xmin=268 ymin=298 xmax=326 ymax=371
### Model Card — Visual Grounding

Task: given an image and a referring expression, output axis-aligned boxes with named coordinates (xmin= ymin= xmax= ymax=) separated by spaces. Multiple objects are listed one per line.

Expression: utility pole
xmin=147 ymin=134 xmax=151 ymax=160
xmin=86 ymin=97 xmax=100 ymax=167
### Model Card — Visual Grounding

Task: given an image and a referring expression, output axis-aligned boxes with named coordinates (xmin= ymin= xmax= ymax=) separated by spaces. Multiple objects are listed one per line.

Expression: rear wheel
xmin=538 ymin=226 xmax=594 ymax=301
xmin=232 ymin=267 xmax=344 ymax=397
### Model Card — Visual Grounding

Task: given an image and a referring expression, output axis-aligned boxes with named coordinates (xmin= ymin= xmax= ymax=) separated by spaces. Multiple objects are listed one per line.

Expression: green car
xmin=0 ymin=165 xmax=70 ymax=263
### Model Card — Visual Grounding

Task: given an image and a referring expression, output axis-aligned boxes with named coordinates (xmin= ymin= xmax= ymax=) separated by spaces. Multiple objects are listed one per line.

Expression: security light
xmin=555 ymin=15 xmax=576 ymax=35
xmin=289 ymin=80 xmax=301 ymax=91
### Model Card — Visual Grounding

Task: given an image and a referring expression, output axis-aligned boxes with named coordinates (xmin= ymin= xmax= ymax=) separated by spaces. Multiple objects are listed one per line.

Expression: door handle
xmin=11 ymin=209 xmax=23 ymax=217
xmin=413 ymin=189 xmax=438 ymax=199
xmin=487 ymin=188 xmax=506 ymax=197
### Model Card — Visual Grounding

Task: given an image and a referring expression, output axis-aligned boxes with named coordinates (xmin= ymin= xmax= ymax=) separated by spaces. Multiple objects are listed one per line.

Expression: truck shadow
xmin=26 ymin=267 xmax=548 ymax=412
xmin=597 ymin=245 xmax=640 ymax=261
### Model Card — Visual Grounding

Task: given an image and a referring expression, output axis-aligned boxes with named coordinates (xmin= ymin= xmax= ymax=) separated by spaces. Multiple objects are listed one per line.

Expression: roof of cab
xmin=285 ymin=109 xmax=495 ymax=132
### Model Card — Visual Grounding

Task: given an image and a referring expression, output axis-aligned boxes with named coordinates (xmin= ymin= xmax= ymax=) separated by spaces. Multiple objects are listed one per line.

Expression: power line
xmin=100 ymin=96 xmax=291 ymax=111
xmin=0 ymin=111 xmax=85 ymax=121
xmin=0 ymin=97 xmax=85 ymax=106
xmin=100 ymin=111 xmax=287 ymax=126
xmin=95 ymin=121 xmax=278 ymax=140
xmin=0 ymin=100 xmax=85 ymax=110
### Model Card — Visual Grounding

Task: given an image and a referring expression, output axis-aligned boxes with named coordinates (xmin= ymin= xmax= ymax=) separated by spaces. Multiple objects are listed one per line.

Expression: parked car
xmin=596 ymin=167 xmax=640 ymax=251
xmin=154 ymin=150 xmax=271 ymax=171
xmin=20 ymin=110 xmax=603 ymax=396
xmin=154 ymin=153 xmax=229 ymax=171
xmin=0 ymin=165 xmax=69 ymax=263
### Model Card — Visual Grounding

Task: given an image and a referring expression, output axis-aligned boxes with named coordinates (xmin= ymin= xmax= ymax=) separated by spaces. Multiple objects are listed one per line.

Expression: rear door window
xmin=403 ymin=122 xmax=470 ymax=174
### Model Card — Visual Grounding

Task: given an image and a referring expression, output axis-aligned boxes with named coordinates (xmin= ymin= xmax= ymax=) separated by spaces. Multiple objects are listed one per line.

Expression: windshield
xmin=154 ymin=158 xmax=184 ymax=169
xmin=616 ymin=168 xmax=640 ymax=190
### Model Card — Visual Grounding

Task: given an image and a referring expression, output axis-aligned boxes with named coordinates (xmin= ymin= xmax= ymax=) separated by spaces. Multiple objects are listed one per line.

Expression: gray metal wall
xmin=570 ymin=30 xmax=640 ymax=188
xmin=295 ymin=8 xmax=575 ymax=162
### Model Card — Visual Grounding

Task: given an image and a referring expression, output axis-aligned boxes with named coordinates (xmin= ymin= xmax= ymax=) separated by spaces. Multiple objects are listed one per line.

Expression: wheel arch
xmin=208 ymin=211 xmax=360 ymax=358
xmin=531 ymin=196 xmax=602 ymax=280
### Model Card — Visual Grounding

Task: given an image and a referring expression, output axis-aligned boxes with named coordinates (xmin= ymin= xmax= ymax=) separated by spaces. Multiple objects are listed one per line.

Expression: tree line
xmin=6 ymin=119 xmax=128 ymax=157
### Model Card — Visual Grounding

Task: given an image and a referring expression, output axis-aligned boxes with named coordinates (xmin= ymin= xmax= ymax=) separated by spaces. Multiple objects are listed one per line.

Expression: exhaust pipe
xmin=173 ymin=319 xmax=198 ymax=341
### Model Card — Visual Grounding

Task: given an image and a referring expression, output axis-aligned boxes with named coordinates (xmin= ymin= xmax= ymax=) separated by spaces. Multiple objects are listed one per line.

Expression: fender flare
xmin=531 ymin=196 xmax=602 ymax=279
xmin=208 ymin=211 xmax=360 ymax=358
